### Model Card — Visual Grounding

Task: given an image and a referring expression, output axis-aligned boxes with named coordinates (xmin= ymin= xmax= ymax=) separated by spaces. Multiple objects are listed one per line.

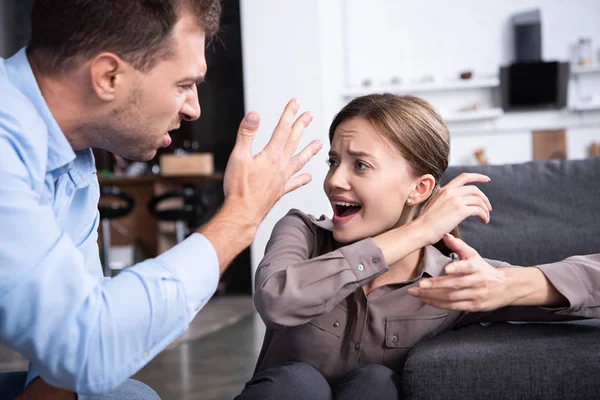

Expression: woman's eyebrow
xmin=347 ymin=150 xmax=373 ymax=158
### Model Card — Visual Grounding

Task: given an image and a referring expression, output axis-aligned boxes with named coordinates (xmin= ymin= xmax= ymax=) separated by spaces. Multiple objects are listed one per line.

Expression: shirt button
xmin=333 ymin=321 xmax=340 ymax=328
xmin=357 ymin=264 xmax=364 ymax=272
xmin=391 ymin=335 xmax=398 ymax=343
xmin=143 ymin=351 xmax=150 ymax=359
xmin=354 ymin=343 xmax=361 ymax=351
xmin=372 ymin=256 xmax=380 ymax=264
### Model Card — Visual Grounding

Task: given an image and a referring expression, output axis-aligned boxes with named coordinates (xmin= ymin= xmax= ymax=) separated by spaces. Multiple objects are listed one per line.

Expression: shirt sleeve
xmin=254 ymin=210 xmax=387 ymax=329
xmin=454 ymin=255 xmax=600 ymax=327
xmin=0 ymin=135 xmax=219 ymax=395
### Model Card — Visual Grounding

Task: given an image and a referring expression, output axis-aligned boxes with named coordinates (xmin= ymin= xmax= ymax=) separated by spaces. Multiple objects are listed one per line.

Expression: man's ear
xmin=89 ymin=52 xmax=128 ymax=102
xmin=409 ymin=174 xmax=436 ymax=205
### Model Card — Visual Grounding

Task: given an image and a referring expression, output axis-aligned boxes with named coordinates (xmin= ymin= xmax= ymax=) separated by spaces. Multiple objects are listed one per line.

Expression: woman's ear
xmin=408 ymin=174 xmax=436 ymax=205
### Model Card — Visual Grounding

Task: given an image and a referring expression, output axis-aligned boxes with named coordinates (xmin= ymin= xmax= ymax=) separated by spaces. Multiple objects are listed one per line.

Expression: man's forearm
xmin=198 ymin=200 xmax=258 ymax=275
xmin=504 ymin=267 xmax=568 ymax=307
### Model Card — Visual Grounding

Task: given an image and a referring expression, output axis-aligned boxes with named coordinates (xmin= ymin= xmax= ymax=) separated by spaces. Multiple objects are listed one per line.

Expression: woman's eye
xmin=326 ymin=158 xmax=339 ymax=168
xmin=355 ymin=161 xmax=368 ymax=170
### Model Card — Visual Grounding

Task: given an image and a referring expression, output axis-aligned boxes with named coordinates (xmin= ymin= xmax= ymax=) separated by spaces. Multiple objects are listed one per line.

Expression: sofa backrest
xmin=441 ymin=157 xmax=600 ymax=266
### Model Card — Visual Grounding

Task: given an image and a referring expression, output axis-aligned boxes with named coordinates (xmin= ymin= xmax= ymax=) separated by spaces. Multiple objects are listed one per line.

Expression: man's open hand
xmin=223 ymin=98 xmax=322 ymax=226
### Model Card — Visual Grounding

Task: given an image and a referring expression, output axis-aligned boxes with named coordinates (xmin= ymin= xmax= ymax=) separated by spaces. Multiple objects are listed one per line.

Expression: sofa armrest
xmin=403 ymin=320 xmax=600 ymax=400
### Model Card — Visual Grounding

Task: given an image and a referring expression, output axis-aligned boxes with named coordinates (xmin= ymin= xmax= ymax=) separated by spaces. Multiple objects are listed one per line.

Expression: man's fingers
xmin=266 ymin=99 xmax=300 ymax=150
xmin=283 ymin=174 xmax=313 ymax=195
xmin=284 ymin=111 xmax=313 ymax=157
xmin=287 ymin=139 xmax=323 ymax=176
xmin=444 ymin=173 xmax=490 ymax=190
xmin=281 ymin=140 xmax=322 ymax=195
xmin=443 ymin=234 xmax=479 ymax=260
xmin=233 ymin=111 xmax=261 ymax=156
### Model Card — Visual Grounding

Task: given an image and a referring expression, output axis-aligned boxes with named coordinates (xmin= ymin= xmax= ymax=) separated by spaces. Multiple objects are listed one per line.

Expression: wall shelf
xmin=570 ymin=102 xmax=600 ymax=112
xmin=443 ymin=107 xmax=504 ymax=123
xmin=341 ymin=77 xmax=500 ymax=99
xmin=571 ymin=65 xmax=600 ymax=75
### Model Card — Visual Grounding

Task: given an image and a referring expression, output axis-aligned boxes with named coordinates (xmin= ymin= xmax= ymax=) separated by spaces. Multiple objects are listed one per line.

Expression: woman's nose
xmin=328 ymin=166 xmax=351 ymax=190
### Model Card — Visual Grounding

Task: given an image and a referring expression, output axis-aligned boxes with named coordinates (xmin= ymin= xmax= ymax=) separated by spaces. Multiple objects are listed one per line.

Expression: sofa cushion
xmin=402 ymin=320 xmax=600 ymax=400
xmin=442 ymin=158 xmax=600 ymax=266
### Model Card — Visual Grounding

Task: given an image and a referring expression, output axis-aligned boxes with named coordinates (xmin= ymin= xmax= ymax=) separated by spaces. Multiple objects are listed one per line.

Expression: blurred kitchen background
xmin=1 ymin=0 xmax=599 ymax=398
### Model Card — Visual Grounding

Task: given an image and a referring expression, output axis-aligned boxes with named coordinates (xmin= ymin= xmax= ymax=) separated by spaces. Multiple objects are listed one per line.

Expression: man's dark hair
xmin=27 ymin=0 xmax=221 ymax=75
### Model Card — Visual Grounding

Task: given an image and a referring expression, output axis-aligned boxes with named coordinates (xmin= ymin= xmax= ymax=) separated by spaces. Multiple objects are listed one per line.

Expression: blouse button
xmin=391 ymin=335 xmax=398 ymax=343
xmin=357 ymin=264 xmax=364 ymax=271
xmin=333 ymin=321 xmax=340 ymax=328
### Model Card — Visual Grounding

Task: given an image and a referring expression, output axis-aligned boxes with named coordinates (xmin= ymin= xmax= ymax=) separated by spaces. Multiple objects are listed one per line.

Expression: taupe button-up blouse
xmin=253 ymin=210 xmax=600 ymax=382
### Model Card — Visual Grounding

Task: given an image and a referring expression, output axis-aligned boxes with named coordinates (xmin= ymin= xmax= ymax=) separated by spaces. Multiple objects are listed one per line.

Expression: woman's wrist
xmin=503 ymin=267 xmax=568 ymax=307
xmin=403 ymin=217 xmax=438 ymax=247
xmin=372 ymin=219 xmax=431 ymax=265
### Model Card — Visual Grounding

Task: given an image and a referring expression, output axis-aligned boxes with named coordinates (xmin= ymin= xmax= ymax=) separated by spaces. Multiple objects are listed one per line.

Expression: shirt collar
xmin=4 ymin=47 xmax=76 ymax=172
xmin=308 ymin=213 xmax=451 ymax=277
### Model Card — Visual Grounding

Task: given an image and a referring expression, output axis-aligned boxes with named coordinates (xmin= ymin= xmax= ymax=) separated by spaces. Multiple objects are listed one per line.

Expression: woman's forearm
xmin=371 ymin=219 xmax=432 ymax=266
xmin=503 ymin=267 xmax=569 ymax=307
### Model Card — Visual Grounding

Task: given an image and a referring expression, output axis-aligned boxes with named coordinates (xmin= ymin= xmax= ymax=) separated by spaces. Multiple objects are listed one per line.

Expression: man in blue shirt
xmin=0 ymin=0 xmax=322 ymax=398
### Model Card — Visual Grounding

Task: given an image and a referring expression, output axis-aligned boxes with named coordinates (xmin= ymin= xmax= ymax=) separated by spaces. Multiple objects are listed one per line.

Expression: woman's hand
xmin=416 ymin=172 xmax=492 ymax=246
xmin=408 ymin=234 xmax=513 ymax=311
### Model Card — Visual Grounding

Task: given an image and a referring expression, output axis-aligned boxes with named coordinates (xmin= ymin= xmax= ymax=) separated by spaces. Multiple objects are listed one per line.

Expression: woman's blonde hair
xmin=329 ymin=93 xmax=459 ymax=254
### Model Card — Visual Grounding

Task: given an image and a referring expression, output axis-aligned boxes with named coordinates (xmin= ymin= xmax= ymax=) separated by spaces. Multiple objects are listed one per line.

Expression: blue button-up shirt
xmin=0 ymin=48 xmax=220 ymax=395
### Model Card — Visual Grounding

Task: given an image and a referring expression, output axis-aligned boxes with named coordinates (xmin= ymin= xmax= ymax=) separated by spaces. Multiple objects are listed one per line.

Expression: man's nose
xmin=180 ymin=86 xmax=201 ymax=121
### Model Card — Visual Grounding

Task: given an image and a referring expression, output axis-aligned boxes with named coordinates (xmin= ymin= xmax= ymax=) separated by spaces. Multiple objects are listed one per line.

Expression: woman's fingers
xmin=444 ymin=173 xmax=490 ymax=190
xmin=463 ymin=196 xmax=490 ymax=223
xmin=418 ymin=274 xmax=479 ymax=291
xmin=417 ymin=297 xmax=478 ymax=311
xmin=451 ymin=185 xmax=492 ymax=212
xmin=408 ymin=286 xmax=478 ymax=301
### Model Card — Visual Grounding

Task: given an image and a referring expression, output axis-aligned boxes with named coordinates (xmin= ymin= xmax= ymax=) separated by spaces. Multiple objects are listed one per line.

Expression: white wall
xmin=240 ymin=0 xmax=338 ymax=279
xmin=345 ymin=0 xmax=600 ymax=87
xmin=241 ymin=0 xmax=600 ymax=276
xmin=342 ymin=0 xmax=600 ymax=165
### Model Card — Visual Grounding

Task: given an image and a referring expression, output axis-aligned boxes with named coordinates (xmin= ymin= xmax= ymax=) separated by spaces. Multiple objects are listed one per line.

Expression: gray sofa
xmin=401 ymin=157 xmax=600 ymax=399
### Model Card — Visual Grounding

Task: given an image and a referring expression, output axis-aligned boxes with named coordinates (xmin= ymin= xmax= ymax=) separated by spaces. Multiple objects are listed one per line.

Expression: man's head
xmin=27 ymin=0 xmax=221 ymax=161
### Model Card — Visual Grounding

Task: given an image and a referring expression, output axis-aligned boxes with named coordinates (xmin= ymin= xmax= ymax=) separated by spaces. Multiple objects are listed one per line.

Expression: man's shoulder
xmin=0 ymin=64 xmax=49 ymax=174
xmin=0 ymin=65 xmax=45 ymax=131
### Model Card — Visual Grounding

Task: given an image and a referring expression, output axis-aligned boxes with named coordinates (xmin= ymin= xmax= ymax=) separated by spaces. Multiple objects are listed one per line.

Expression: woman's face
xmin=323 ymin=117 xmax=417 ymax=244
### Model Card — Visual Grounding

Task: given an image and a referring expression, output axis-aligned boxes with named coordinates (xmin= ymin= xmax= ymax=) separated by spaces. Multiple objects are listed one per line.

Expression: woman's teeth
xmin=332 ymin=201 xmax=360 ymax=207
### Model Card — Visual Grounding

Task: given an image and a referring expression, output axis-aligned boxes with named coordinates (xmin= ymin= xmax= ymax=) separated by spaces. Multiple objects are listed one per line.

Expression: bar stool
xmin=147 ymin=187 xmax=206 ymax=244
xmin=98 ymin=186 xmax=135 ymax=277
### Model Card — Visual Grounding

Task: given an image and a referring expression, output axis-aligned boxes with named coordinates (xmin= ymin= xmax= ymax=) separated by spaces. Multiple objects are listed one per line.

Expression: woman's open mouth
xmin=332 ymin=201 xmax=362 ymax=226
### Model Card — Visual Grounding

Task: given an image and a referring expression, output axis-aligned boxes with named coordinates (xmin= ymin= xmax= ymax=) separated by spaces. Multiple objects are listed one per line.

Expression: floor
xmin=134 ymin=313 xmax=265 ymax=400
xmin=0 ymin=295 xmax=263 ymax=400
